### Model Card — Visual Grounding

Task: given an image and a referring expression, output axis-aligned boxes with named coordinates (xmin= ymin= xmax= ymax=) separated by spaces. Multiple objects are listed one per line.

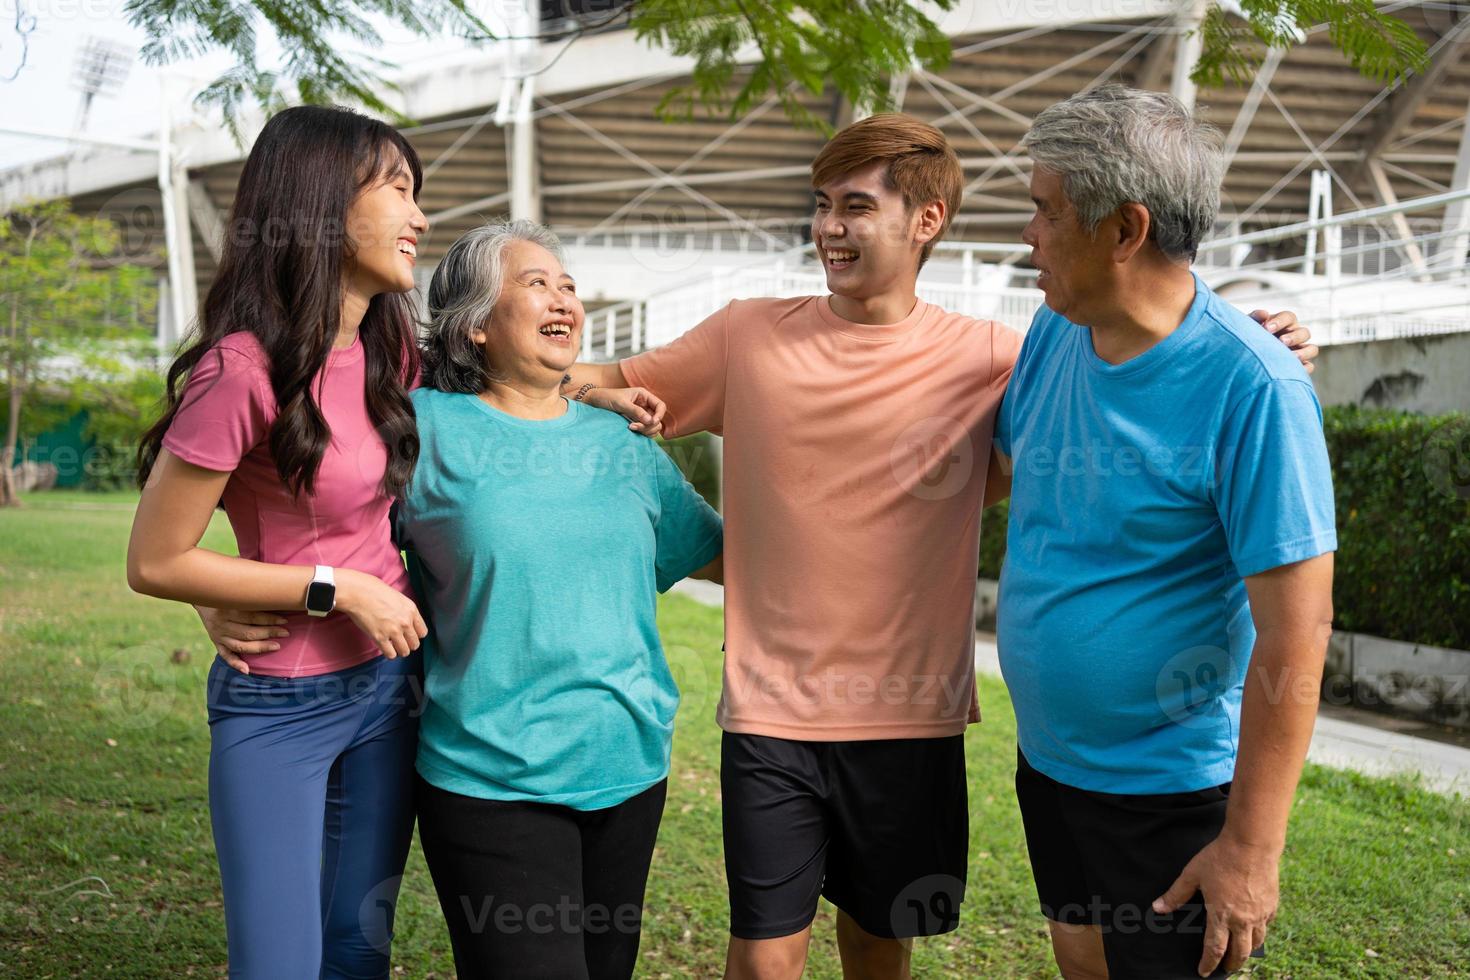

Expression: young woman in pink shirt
xmin=126 ymin=105 xmax=661 ymax=978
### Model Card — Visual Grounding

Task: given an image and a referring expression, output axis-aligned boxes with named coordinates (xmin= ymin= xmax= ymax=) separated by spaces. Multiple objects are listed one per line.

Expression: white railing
xmin=1195 ymin=184 xmax=1470 ymax=343
xmin=568 ymin=227 xmax=804 ymax=253
xmin=579 ymin=246 xmax=1046 ymax=361
xmin=579 ymin=184 xmax=1470 ymax=359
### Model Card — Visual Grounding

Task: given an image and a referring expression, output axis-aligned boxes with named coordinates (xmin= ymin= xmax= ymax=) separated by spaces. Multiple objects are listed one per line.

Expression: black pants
xmin=415 ymin=775 xmax=667 ymax=980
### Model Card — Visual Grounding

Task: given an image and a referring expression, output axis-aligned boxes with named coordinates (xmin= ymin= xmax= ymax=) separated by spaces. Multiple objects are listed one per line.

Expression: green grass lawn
xmin=2 ymin=490 xmax=1467 ymax=978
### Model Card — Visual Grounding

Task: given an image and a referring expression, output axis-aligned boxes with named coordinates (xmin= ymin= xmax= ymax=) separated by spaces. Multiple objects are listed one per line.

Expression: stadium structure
xmin=2 ymin=0 xmax=1468 ymax=366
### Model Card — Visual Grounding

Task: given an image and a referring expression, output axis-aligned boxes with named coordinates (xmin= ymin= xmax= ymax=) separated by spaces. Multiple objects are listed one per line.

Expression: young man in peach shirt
xmin=564 ymin=114 xmax=1312 ymax=980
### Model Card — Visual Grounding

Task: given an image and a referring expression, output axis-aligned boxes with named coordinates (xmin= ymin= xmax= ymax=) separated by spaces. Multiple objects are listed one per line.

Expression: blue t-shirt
xmin=994 ymin=276 xmax=1337 ymax=794
xmin=396 ymin=389 xmax=723 ymax=810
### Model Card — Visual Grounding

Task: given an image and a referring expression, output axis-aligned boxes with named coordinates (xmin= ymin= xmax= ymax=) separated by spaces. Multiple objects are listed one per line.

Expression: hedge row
xmin=658 ymin=433 xmax=721 ymax=512
xmin=978 ymin=501 xmax=1008 ymax=580
xmin=1323 ymin=407 xmax=1469 ymax=649
xmin=973 ymin=407 xmax=1470 ymax=650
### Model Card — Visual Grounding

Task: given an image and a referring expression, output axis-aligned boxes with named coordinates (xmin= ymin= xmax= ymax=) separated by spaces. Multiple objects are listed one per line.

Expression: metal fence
xmin=578 ymin=181 xmax=1470 ymax=360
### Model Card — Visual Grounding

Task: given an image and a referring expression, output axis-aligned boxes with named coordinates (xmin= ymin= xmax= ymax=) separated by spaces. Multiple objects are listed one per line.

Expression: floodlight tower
xmin=71 ymin=36 xmax=133 ymax=134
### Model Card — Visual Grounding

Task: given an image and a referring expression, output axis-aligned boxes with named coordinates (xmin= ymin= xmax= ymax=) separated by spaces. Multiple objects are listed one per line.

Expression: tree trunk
xmin=1 ymin=292 xmax=20 ymax=508
xmin=0 ymin=378 xmax=19 ymax=508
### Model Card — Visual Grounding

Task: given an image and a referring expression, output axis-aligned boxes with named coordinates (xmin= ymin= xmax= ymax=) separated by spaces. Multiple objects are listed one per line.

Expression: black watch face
xmin=306 ymin=580 xmax=336 ymax=612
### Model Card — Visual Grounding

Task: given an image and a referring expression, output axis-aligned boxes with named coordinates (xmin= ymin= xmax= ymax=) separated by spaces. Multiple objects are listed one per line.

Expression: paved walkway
xmin=668 ymin=580 xmax=1470 ymax=796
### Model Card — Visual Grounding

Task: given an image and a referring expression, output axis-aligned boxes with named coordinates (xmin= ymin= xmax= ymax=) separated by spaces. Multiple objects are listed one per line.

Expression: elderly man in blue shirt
xmin=990 ymin=84 xmax=1337 ymax=980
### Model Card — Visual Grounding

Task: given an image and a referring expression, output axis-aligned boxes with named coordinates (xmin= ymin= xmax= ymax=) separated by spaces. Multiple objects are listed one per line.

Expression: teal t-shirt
xmin=396 ymin=389 xmax=723 ymax=810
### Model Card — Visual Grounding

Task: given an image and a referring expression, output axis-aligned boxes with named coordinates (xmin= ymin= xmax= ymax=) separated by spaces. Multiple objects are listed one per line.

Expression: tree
xmin=0 ymin=202 xmax=158 ymax=506
xmin=1194 ymin=0 xmax=1429 ymax=88
xmin=112 ymin=0 xmax=1429 ymax=135
xmin=631 ymin=0 xmax=956 ymax=131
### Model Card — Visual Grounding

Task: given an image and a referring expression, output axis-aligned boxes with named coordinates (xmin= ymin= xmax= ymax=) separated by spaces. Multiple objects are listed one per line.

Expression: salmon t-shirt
xmin=161 ymin=331 xmax=410 ymax=677
xmin=622 ymin=295 xmax=1022 ymax=740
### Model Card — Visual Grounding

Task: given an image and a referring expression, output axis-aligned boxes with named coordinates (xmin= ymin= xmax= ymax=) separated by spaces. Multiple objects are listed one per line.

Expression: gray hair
xmin=421 ymin=218 xmax=566 ymax=393
xmin=1021 ymin=84 xmax=1224 ymax=261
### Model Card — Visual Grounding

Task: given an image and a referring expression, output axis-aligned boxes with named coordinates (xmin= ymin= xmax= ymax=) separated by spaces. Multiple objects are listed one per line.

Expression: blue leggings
xmin=206 ymin=652 xmax=422 ymax=979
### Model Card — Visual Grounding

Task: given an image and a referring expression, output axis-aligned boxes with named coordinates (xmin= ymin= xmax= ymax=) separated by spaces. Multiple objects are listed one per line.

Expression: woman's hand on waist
xmin=195 ymin=605 xmax=289 ymax=675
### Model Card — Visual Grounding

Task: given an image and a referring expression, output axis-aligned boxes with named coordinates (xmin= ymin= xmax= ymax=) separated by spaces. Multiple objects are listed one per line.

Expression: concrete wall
xmin=1312 ymin=331 xmax=1470 ymax=415
xmin=1325 ymin=631 xmax=1470 ymax=730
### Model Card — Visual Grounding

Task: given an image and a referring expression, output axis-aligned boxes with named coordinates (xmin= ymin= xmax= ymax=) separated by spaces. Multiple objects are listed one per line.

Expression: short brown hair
xmin=810 ymin=113 xmax=964 ymax=268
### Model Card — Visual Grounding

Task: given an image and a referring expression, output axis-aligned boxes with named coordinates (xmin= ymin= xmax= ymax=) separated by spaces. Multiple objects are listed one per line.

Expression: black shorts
xmin=1015 ymin=749 xmax=1264 ymax=980
xmin=720 ymin=731 xmax=968 ymax=940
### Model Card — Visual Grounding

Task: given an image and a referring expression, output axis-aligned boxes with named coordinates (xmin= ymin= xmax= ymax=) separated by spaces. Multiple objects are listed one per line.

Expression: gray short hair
xmin=421 ymin=218 xmax=566 ymax=393
xmin=1021 ymin=85 xmax=1224 ymax=261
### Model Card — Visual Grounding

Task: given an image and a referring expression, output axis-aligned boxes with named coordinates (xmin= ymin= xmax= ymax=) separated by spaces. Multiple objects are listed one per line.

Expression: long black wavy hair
xmin=137 ymin=105 xmax=422 ymax=498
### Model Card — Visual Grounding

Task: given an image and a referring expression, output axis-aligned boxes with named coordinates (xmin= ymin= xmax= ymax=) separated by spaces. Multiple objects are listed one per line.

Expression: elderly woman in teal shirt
xmin=395 ymin=220 xmax=723 ymax=980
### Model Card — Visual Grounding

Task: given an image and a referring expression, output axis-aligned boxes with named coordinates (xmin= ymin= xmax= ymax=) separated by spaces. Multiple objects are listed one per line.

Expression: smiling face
xmin=344 ymin=147 xmax=429 ymax=297
xmin=1021 ymin=167 xmax=1115 ymax=325
xmin=471 ymin=239 xmax=584 ymax=385
xmin=811 ymin=160 xmax=936 ymax=303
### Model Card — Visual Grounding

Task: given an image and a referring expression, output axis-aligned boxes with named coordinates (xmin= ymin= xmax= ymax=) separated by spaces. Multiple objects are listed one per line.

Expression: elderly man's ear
xmin=1110 ymin=202 xmax=1155 ymax=263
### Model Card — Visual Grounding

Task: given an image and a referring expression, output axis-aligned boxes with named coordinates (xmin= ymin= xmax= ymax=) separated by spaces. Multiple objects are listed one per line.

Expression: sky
xmin=0 ymin=0 xmax=500 ymax=170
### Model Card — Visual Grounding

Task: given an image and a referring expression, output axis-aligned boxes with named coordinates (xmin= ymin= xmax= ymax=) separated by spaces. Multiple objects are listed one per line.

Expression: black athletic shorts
xmin=1015 ymin=749 xmax=1265 ymax=979
xmin=720 ymin=731 xmax=969 ymax=941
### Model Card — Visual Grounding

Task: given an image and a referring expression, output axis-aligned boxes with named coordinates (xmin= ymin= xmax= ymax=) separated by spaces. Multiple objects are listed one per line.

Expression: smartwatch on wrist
xmin=305 ymin=564 xmax=336 ymax=617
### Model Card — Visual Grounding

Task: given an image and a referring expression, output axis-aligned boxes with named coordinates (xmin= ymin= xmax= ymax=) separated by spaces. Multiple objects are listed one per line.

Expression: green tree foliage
xmin=631 ymin=0 xmax=956 ymax=130
xmin=119 ymin=1 xmax=1429 ymax=135
xmin=123 ymin=0 xmax=491 ymax=135
xmin=1194 ymin=0 xmax=1429 ymax=88
xmin=0 ymin=202 xmax=158 ymax=504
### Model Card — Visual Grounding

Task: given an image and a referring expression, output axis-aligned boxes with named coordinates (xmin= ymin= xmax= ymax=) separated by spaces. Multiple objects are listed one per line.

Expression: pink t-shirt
xmin=162 ymin=331 xmax=410 ymax=677
xmin=623 ymin=295 xmax=1023 ymax=741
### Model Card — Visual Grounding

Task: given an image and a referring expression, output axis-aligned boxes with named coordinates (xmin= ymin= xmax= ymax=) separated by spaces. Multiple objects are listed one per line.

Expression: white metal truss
xmin=185 ymin=180 xmax=225 ymax=263
xmin=925 ymin=17 xmax=1167 ymax=202
xmin=1437 ymin=93 xmax=1470 ymax=270
xmin=577 ymin=95 xmax=784 ymax=241
xmin=1221 ymin=48 xmax=1284 ymax=170
xmin=1366 ymin=160 xmax=1430 ymax=276
xmin=935 ymin=19 xmax=1166 ymax=134
xmin=914 ymin=72 xmax=1030 ymax=188
xmin=1302 ymin=170 xmax=1342 ymax=278
xmin=1261 ymin=87 xmax=1370 ymax=213
xmin=1133 ymin=22 xmax=1177 ymax=92
xmin=424 ymin=90 xmax=793 ymax=242
xmin=1233 ymin=83 xmax=1400 ymax=225
xmin=1348 ymin=13 xmax=1470 ymax=185
xmin=1168 ymin=0 xmax=1207 ymax=111
xmin=1389 ymin=113 xmax=1467 ymax=152
xmin=7 ymin=0 xmax=1470 ymax=327
xmin=537 ymin=99 xmax=789 ymax=249
xmin=1082 ymin=23 xmax=1170 ymax=93
xmin=1380 ymin=158 xmax=1449 ymax=195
